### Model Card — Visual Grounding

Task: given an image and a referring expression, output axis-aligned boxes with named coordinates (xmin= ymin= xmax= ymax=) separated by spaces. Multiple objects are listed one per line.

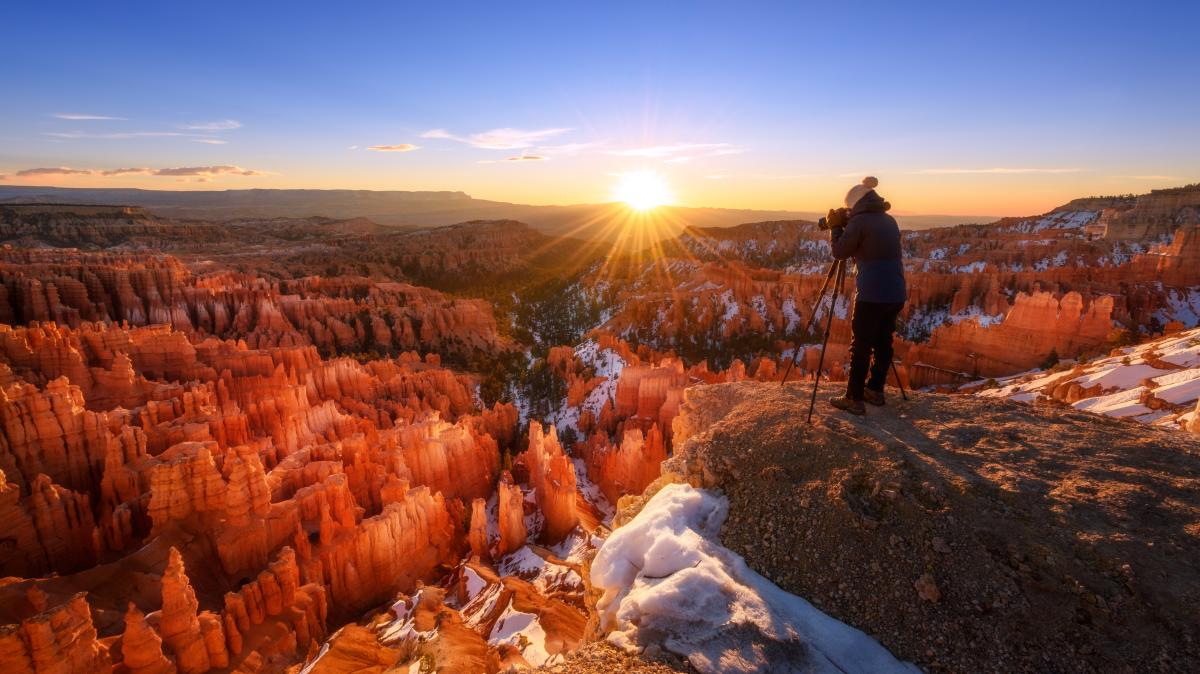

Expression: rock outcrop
xmin=659 ymin=381 xmax=1200 ymax=672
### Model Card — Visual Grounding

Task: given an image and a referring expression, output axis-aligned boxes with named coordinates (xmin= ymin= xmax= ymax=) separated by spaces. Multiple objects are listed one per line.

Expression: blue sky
xmin=2 ymin=0 xmax=1197 ymax=214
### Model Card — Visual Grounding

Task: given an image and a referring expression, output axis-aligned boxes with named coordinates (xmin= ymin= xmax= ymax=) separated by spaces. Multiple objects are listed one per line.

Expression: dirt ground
xmin=537 ymin=641 xmax=695 ymax=674
xmin=657 ymin=382 xmax=1200 ymax=673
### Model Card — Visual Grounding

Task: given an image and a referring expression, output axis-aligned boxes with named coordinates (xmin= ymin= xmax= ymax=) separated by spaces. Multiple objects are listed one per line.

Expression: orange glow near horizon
xmin=0 ymin=168 xmax=1192 ymax=219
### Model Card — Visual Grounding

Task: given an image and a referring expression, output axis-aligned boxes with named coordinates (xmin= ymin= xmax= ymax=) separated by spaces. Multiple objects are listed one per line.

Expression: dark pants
xmin=847 ymin=300 xmax=904 ymax=400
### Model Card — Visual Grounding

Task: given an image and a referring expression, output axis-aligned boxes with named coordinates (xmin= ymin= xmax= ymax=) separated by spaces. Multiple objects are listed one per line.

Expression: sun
xmin=612 ymin=171 xmax=674 ymax=211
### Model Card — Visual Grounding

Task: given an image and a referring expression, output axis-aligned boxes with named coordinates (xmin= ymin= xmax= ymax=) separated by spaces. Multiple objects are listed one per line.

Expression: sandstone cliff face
xmin=906 ymin=290 xmax=1116 ymax=385
xmin=1097 ymin=184 xmax=1200 ymax=239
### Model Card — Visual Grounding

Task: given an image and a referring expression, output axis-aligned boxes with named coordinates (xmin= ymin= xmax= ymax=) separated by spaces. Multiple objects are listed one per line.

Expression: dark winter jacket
xmin=830 ymin=191 xmax=907 ymax=303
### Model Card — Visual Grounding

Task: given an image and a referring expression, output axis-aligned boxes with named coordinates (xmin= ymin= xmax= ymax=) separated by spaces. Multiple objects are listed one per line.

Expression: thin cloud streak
xmin=52 ymin=113 xmax=125 ymax=121
xmin=421 ymin=127 xmax=572 ymax=149
xmin=15 ymin=165 xmax=266 ymax=178
xmin=367 ymin=144 xmax=420 ymax=152
xmin=180 ymin=119 xmax=242 ymax=131
xmin=477 ymin=154 xmax=549 ymax=163
xmin=155 ymin=165 xmax=264 ymax=176
xmin=101 ymin=168 xmax=154 ymax=176
xmin=45 ymin=131 xmax=190 ymax=139
xmin=193 ymin=139 xmax=228 ymax=145
xmin=15 ymin=167 xmax=94 ymax=176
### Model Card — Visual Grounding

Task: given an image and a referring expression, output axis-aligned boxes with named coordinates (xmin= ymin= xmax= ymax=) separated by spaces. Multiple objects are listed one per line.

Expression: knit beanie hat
xmin=844 ymin=176 xmax=880 ymax=209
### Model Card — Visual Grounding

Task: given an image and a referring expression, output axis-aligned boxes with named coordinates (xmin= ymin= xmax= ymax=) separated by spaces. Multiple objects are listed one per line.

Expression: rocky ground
xmin=660 ymin=381 xmax=1200 ymax=673
xmin=538 ymin=642 xmax=695 ymax=674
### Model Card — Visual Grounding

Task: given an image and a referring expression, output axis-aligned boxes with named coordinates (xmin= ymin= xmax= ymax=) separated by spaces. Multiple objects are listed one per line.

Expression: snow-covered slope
xmin=591 ymin=483 xmax=920 ymax=674
xmin=972 ymin=326 xmax=1200 ymax=431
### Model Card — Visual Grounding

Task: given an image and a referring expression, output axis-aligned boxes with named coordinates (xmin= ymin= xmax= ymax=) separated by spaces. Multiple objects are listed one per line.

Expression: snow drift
xmin=591 ymin=482 xmax=920 ymax=674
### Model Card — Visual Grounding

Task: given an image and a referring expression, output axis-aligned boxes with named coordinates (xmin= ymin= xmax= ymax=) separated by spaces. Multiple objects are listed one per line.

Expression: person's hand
xmin=829 ymin=225 xmax=845 ymax=243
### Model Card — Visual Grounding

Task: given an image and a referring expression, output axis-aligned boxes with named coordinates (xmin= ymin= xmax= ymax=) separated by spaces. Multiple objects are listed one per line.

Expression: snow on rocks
xmin=974 ymin=326 xmax=1200 ymax=431
xmin=591 ymin=483 xmax=920 ymax=674
xmin=489 ymin=598 xmax=558 ymax=666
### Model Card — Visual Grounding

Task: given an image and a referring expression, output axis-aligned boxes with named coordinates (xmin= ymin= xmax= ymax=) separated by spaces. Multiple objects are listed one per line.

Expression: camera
xmin=817 ymin=207 xmax=849 ymax=231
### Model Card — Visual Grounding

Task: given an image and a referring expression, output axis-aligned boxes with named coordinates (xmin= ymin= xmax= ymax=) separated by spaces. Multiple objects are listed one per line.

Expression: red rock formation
xmin=581 ymin=424 xmax=667 ymax=505
xmin=0 ymin=593 xmax=112 ymax=674
xmin=159 ymin=548 xmax=213 ymax=674
xmin=907 ymin=290 xmax=1116 ymax=386
xmin=495 ymin=472 xmax=527 ymax=557
xmin=0 ymin=249 xmax=511 ymax=360
xmin=117 ymin=604 xmax=174 ymax=674
xmin=298 ymin=485 xmax=457 ymax=616
xmin=467 ymin=497 xmax=490 ymax=561
xmin=520 ymin=422 xmax=578 ymax=544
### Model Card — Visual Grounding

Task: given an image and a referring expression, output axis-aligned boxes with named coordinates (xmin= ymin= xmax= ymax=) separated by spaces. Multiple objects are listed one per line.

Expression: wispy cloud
xmin=52 ymin=113 xmax=125 ymax=121
xmin=45 ymin=131 xmax=189 ymax=139
xmin=155 ymin=165 xmax=264 ymax=176
xmin=181 ymin=119 xmax=242 ymax=131
xmin=100 ymin=167 xmax=154 ymax=176
xmin=421 ymin=127 xmax=572 ymax=150
xmin=14 ymin=165 xmax=266 ymax=178
xmin=910 ymin=167 xmax=1085 ymax=175
xmin=367 ymin=144 xmax=420 ymax=152
xmin=607 ymin=143 xmax=743 ymax=159
xmin=193 ymin=138 xmax=228 ymax=145
xmin=15 ymin=167 xmax=94 ymax=177
xmin=477 ymin=154 xmax=549 ymax=164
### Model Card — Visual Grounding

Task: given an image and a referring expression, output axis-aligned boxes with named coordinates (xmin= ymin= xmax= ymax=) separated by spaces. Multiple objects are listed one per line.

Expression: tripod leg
xmin=891 ymin=361 xmax=909 ymax=401
xmin=780 ymin=260 xmax=840 ymax=386
xmin=807 ymin=260 xmax=845 ymax=423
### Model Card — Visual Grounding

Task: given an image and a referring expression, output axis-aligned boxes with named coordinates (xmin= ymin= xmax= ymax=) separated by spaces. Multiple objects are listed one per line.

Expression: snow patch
xmin=591 ymin=483 xmax=919 ymax=674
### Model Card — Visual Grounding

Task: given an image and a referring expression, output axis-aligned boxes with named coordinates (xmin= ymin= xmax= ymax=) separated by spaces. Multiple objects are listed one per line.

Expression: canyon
xmin=0 ymin=183 xmax=1198 ymax=673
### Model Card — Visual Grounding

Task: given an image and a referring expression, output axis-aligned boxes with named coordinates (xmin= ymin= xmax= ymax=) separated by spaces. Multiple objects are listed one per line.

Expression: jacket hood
xmin=850 ymin=190 xmax=891 ymax=216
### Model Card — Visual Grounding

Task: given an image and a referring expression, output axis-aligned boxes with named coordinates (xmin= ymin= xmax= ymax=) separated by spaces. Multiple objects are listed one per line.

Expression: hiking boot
xmin=830 ymin=395 xmax=866 ymax=416
xmin=863 ymin=388 xmax=886 ymax=406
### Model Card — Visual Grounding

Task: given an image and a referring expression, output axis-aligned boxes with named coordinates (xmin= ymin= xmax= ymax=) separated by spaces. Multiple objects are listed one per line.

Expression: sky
xmin=1 ymin=0 xmax=1198 ymax=216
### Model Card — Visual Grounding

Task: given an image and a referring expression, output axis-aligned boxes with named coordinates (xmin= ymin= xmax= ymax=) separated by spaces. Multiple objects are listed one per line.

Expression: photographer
xmin=827 ymin=176 xmax=907 ymax=415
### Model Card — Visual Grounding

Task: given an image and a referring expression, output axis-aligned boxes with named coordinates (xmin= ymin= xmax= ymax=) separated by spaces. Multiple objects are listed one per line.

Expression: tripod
xmin=780 ymin=257 xmax=908 ymax=423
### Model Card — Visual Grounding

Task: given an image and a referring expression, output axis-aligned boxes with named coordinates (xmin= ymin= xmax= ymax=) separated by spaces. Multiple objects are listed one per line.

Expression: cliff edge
xmin=641 ymin=382 xmax=1200 ymax=673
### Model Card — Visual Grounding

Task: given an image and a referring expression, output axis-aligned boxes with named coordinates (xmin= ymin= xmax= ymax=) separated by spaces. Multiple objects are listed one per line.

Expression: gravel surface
xmin=537 ymin=641 xmax=695 ymax=674
xmin=659 ymin=381 xmax=1200 ymax=673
